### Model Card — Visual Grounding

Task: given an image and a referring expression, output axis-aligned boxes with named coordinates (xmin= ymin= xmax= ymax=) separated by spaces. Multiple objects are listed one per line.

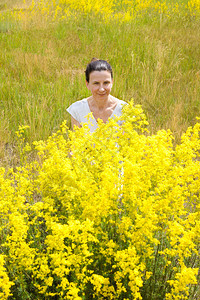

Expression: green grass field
xmin=0 ymin=0 xmax=200 ymax=165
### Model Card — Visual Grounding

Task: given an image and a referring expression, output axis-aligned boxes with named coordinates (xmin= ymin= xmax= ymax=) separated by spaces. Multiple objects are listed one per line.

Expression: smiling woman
xmin=67 ymin=58 xmax=127 ymax=132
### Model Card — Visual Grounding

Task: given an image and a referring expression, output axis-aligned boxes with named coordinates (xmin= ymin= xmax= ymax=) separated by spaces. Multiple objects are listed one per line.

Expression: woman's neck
xmin=88 ymin=95 xmax=116 ymax=110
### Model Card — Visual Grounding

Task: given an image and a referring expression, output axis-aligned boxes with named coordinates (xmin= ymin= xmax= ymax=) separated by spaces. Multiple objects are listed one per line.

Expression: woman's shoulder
xmin=67 ymin=98 xmax=89 ymax=113
xmin=113 ymin=97 xmax=127 ymax=108
xmin=68 ymin=98 xmax=88 ymax=108
xmin=110 ymin=96 xmax=126 ymax=105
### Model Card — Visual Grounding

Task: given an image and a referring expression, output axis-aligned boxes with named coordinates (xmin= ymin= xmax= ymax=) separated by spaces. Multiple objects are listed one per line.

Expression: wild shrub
xmin=0 ymin=101 xmax=199 ymax=299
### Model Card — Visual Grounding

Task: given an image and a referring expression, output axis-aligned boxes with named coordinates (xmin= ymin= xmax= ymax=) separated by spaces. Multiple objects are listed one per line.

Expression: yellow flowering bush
xmin=0 ymin=101 xmax=200 ymax=299
xmin=0 ymin=255 xmax=14 ymax=299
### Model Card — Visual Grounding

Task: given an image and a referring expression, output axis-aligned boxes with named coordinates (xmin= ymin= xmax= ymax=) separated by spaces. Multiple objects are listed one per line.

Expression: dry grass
xmin=0 ymin=0 xmax=31 ymax=11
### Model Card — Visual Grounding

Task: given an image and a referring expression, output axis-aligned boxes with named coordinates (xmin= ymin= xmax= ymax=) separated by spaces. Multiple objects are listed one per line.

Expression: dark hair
xmin=85 ymin=58 xmax=113 ymax=82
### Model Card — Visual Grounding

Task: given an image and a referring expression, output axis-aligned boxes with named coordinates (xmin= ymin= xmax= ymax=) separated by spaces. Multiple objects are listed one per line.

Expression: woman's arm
xmin=71 ymin=116 xmax=81 ymax=130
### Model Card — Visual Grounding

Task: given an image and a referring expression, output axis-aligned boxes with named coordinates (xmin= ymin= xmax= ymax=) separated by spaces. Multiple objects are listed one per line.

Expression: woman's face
xmin=86 ymin=70 xmax=113 ymax=101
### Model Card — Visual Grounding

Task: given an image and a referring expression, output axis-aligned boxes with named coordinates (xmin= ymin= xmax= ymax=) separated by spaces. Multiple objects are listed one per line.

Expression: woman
xmin=67 ymin=58 xmax=127 ymax=132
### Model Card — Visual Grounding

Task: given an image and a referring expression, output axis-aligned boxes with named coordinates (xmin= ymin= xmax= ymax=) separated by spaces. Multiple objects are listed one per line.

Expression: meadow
xmin=0 ymin=0 xmax=200 ymax=299
xmin=0 ymin=0 xmax=200 ymax=163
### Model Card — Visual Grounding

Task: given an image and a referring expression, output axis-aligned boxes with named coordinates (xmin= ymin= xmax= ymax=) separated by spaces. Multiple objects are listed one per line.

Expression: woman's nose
xmin=99 ymin=85 xmax=105 ymax=91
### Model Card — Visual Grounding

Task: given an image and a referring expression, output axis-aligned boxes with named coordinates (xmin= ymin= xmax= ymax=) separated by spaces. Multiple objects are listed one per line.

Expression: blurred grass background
xmin=0 ymin=0 xmax=200 ymax=164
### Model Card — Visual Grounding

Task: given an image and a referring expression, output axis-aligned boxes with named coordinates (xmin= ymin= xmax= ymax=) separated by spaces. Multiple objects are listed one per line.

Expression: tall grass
xmin=0 ymin=0 xmax=200 ymax=162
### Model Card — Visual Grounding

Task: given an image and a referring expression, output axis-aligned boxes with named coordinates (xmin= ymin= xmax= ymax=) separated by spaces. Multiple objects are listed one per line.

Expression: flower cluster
xmin=0 ymin=101 xmax=199 ymax=299
xmin=187 ymin=0 xmax=200 ymax=16
xmin=7 ymin=0 xmax=200 ymax=23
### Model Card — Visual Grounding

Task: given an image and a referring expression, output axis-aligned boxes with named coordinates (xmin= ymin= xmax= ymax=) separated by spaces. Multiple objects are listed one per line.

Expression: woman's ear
xmin=86 ymin=80 xmax=90 ymax=90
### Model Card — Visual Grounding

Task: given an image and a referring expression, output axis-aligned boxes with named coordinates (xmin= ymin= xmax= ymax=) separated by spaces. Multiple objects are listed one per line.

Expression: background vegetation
xmin=0 ymin=0 xmax=200 ymax=165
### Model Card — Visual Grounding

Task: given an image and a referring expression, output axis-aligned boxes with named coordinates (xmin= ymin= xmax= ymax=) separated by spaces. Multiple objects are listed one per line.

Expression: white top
xmin=67 ymin=98 xmax=127 ymax=133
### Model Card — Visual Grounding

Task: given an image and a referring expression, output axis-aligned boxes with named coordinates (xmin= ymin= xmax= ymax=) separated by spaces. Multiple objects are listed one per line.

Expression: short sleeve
xmin=66 ymin=99 xmax=92 ymax=124
xmin=67 ymin=104 xmax=80 ymax=123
